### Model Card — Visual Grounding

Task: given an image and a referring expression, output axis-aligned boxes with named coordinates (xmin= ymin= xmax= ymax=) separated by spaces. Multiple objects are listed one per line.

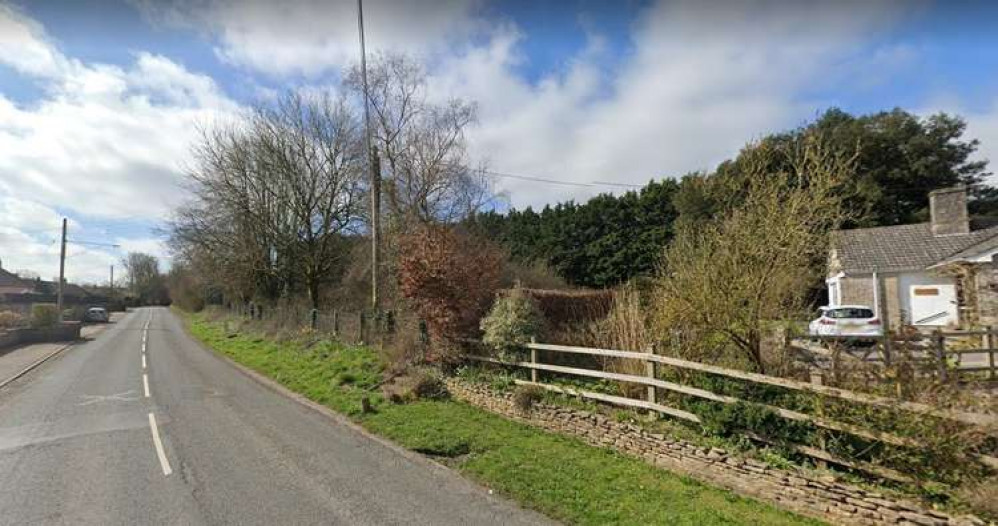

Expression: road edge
xmin=0 ymin=340 xmax=77 ymax=390
xmin=172 ymin=310 xmax=556 ymax=524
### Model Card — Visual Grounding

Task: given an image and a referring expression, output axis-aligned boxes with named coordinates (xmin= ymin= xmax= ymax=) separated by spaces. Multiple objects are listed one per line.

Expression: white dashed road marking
xmin=148 ymin=412 xmax=172 ymax=476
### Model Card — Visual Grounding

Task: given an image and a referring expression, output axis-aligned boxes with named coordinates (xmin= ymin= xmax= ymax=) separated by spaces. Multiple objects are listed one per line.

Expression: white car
xmin=808 ymin=305 xmax=882 ymax=339
xmin=84 ymin=307 xmax=109 ymax=323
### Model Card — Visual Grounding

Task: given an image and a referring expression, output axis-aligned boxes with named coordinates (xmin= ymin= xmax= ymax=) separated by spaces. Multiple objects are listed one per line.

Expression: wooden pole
xmin=874 ymin=268 xmax=893 ymax=367
xmin=987 ymin=326 xmax=996 ymax=381
xmin=933 ymin=329 xmax=948 ymax=382
xmin=57 ymin=218 xmax=67 ymax=322
xmin=645 ymin=345 xmax=657 ymax=405
xmin=530 ymin=337 xmax=538 ymax=383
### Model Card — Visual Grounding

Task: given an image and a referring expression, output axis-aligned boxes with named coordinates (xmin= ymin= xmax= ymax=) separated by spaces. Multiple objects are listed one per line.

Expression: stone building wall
xmin=841 ymin=276 xmax=876 ymax=309
xmin=445 ymin=379 xmax=987 ymax=526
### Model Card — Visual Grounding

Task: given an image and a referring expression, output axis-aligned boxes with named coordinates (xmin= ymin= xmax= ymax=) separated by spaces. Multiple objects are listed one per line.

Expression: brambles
xmin=382 ymin=367 xmax=449 ymax=404
xmin=512 ymin=384 xmax=546 ymax=412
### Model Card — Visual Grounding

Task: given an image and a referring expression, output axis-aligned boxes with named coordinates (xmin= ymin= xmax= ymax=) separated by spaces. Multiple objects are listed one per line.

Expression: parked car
xmin=83 ymin=307 xmax=109 ymax=323
xmin=808 ymin=305 xmax=882 ymax=339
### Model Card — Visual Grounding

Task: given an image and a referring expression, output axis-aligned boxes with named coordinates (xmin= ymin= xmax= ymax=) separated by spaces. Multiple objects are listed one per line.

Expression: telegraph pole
xmin=109 ymin=264 xmax=114 ymax=306
xmin=57 ymin=218 xmax=67 ymax=322
xmin=357 ymin=0 xmax=380 ymax=311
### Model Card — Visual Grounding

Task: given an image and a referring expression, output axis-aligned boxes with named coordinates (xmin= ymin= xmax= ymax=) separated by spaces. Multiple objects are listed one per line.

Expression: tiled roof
xmin=0 ymin=268 xmax=32 ymax=291
xmin=833 ymin=220 xmax=998 ymax=274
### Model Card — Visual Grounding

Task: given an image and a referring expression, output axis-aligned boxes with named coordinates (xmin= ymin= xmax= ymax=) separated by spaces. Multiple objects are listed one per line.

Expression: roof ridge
xmin=936 ymin=228 xmax=998 ymax=264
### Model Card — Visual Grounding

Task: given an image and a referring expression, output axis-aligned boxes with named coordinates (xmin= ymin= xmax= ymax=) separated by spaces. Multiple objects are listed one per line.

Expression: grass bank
xmin=185 ymin=312 xmax=820 ymax=526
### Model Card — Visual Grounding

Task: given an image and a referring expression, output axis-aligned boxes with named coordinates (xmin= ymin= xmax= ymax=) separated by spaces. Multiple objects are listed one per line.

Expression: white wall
xmin=896 ymin=271 xmax=958 ymax=326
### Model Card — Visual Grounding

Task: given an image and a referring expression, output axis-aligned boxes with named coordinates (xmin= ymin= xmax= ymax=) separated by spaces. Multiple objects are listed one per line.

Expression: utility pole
xmin=109 ymin=264 xmax=114 ymax=306
xmin=357 ymin=0 xmax=380 ymax=312
xmin=57 ymin=218 xmax=67 ymax=322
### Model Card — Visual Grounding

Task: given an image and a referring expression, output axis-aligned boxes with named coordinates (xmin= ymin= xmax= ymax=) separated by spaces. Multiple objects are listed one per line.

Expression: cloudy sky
xmin=1 ymin=0 xmax=997 ymax=284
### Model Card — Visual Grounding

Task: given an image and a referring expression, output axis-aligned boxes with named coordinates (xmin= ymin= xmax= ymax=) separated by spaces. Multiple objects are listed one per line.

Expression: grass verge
xmin=186 ymin=313 xmax=822 ymax=526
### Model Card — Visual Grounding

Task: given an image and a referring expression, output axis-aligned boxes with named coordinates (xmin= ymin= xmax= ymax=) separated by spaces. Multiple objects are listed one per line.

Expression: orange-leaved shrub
xmin=398 ymin=225 xmax=502 ymax=361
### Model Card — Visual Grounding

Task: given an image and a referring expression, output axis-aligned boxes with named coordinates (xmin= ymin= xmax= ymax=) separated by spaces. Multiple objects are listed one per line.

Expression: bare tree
xmin=346 ymin=53 xmax=492 ymax=228
xmin=170 ymin=91 xmax=365 ymax=310
xmin=653 ymin=132 xmax=859 ymax=373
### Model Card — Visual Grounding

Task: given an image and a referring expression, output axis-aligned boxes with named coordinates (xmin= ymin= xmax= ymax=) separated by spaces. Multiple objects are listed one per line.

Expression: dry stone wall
xmin=445 ymin=379 xmax=989 ymax=526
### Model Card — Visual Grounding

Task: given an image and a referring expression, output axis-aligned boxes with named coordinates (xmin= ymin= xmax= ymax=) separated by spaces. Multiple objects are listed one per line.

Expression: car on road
xmin=83 ymin=307 xmax=109 ymax=323
xmin=808 ymin=305 xmax=882 ymax=339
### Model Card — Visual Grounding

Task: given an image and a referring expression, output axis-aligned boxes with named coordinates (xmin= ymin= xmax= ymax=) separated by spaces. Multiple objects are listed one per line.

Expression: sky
xmin=1 ymin=0 xmax=998 ymax=284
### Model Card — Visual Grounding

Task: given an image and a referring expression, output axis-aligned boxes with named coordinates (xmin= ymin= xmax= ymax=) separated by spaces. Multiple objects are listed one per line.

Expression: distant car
xmin=808 ymin=305 xmax=882 ymax=339
xmin=84 ymin=307 xmax=109 ymax=323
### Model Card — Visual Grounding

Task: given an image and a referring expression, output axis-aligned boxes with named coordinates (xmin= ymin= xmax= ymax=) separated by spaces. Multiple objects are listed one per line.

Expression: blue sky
xmin=2 ymin=0 xmax=998 ymax=283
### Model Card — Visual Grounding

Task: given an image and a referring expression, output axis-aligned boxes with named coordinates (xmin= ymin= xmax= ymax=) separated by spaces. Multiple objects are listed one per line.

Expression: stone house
xmin=827 ymin=185 xmax=998 ymax=329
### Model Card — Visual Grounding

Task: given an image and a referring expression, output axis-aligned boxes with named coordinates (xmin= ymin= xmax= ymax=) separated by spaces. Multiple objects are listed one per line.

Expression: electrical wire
xmin=480 ymin=169 xmax=643 ymax=189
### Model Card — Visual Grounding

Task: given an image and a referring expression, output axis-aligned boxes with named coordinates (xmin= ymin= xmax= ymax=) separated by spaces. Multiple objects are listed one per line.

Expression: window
xmin=827 ymin=308 xmax=874 ymax=319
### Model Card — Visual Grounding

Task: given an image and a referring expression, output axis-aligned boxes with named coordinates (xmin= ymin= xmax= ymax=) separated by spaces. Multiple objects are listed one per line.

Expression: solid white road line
xmin=143 ymin=373 xmax=150 ymax=397
xmin=148 ymin=413 xmax=173 ymax=476
xmin=142 ymin=354 xmax=147 ymax=369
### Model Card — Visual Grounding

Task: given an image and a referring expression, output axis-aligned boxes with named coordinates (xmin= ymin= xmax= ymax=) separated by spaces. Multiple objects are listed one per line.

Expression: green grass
xmin=187 ymin=313 xmax=822 ymax=526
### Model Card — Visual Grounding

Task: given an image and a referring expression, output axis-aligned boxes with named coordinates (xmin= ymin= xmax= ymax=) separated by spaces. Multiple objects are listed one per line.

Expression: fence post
xmin=359 ymin=311 xmax=366 ymax=344
xmin=645 ymin=344 xmax=657 ymax=406
xmin=530 ymin=336 xmax=538 ymax=383
xmin=810 ymin=370 xmax=827 ymax=469
xmin=332 ymin=309 xmax=339 ymax=336
xmin=933 ymin=329 xmax=948 ymax=382
xmin=418 ymin=319 xmax=429 ymax=346
xmin=310 ymin=309 xmax=318 ymax=330
xmin=988 ymin=326 xmax=996 ymax=381
xmin=385 ymin=311 xmax=395 ymax=335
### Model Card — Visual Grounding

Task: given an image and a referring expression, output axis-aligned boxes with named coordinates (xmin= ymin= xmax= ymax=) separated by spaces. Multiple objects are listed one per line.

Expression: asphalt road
xmin=0 ymin=307 xmax=552 ymax=525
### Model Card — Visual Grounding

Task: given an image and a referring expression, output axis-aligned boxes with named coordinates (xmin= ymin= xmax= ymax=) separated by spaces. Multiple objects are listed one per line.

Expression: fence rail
xmin=225 ymin=303 xmax=413 ymax=347
xmin=466 ymin=340 xmax=998 ymax=481
xmin=799 ymin=328 xmax=998 ymax=380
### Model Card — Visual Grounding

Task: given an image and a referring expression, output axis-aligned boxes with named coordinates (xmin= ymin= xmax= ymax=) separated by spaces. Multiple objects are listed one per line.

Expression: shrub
xmin=30 ymin=304 xmax=59 ymax=328
xmin=957 ymin=477 xmax=998 ymax=519
xmin=398 ymin=225 xmax=502 ymax=361
xmin=586 ymin=284 xmax=651 ymax=398
xmin=523 ymin=288 xmax=613 ymax=332
xmin=512 ymin=384 xmax=546 ymax=412
xmin=381 ymin=367 xmax=449 ymax=404
xmin=0 ymin=310 xmax=25 ymax=328
xmin=481 ymin=285 xmax=544 ymax=360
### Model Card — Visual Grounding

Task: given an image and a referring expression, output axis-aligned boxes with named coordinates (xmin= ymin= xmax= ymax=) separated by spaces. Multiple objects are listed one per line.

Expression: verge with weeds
xmin=185 ymin=312 xmax=819 ymax=526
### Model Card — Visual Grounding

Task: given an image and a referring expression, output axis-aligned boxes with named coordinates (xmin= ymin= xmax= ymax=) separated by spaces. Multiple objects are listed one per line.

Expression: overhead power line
xmin=480 ymin=169 xmax=642 ymax=189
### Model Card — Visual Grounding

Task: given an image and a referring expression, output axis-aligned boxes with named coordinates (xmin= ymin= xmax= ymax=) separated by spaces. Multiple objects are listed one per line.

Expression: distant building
xmin=828 ymin=185 xmax=998 ymax=328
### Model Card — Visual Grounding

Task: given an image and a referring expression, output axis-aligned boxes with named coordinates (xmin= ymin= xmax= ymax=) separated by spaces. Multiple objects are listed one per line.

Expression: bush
xmin=398 ymin=225 xmax=502 ymax=361
xmin=957 ymin=477 xmax=998 ymax=519
xmin=512 ymin=384 xmax=546 ymax=412
xmin=382 ymin=367 xmax=449 ymax=404
xmin=0 ymin=310 xmax=25 ymax=329
xmin=481 ymin=285 xmax=544 ymax=360
xmin=30 ymin=304 xmax=59 ymax=328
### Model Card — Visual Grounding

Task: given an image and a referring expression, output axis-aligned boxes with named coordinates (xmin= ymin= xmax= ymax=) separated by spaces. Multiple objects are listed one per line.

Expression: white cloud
xmin=432 ymin=0 xmax=911 ymax=207
xmin=0 ymin=3 xmax=68 ymax=78
xmin=135 ymin=0 xmax=484 ymax=77
xmin=0 ymin=4 xmax=238 ymax=282
xmin=130 ymin=0 xmax=918 ymax=209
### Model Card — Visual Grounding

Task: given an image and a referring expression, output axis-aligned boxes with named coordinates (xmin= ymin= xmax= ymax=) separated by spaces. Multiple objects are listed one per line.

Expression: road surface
xmin=0 ymin=307 xmax=551 ymax=525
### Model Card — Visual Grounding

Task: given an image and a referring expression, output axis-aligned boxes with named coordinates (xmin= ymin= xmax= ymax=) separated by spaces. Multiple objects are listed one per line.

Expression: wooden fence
xmin=466 ymin=340 xmax=998 ymax=482
xmin=227 ymin=303 xmax=413 ymax=346
xmin=799 ymin=329 xmax=998 ymax=380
